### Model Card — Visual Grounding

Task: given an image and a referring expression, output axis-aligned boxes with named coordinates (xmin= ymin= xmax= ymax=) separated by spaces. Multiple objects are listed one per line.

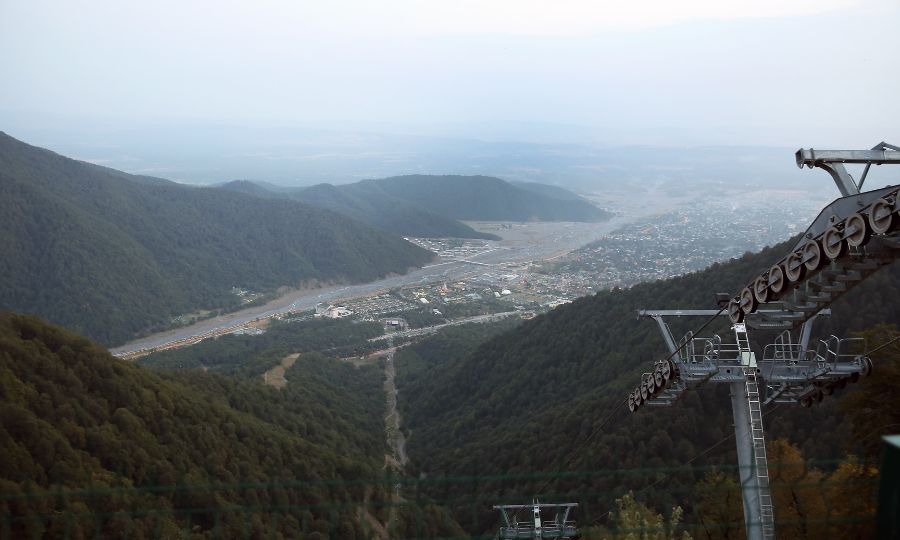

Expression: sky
xmin=1 ymin=0 xmax=899 ymax=154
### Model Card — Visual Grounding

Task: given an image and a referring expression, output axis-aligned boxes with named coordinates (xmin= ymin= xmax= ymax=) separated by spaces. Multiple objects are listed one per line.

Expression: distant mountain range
xmin=220 ymin=174 xmax=611 ymax=239
xmin=0 ymin=132 xmax=432 ymax=345
xmin=221 ymin=178 xmax=498 ymax=240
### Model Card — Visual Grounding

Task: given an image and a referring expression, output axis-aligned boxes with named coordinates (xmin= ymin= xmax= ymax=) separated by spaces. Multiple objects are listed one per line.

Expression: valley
xmin=111 ymin=186 xmax=826 ymax=360
xmin=4 ymin=2 xmax=897 ymax=537
xmin=110 ymin=220 xmax=627 ymax=358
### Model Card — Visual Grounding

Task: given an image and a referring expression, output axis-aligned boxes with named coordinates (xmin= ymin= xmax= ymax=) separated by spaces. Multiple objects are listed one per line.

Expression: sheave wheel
xmin=728 ymin=298 xmax=744 ymax=323
xmin=803 ymin=240 xmax=824 ymax=271
xmin=845 ymin=213 xmax=872 ymax=248
xmin=822 ymin=227 xmax=846 ymax=260
xmin=784 ymin=253 xmax=805 ymax=282
xmin=753 ymin=276 xmax=769 ymax=304
xmin=869 ymin=198 xmax=895 ymax=234
xmin=659 ymin=359 xmax=672 ymax=381
xmin=739 ymin=287 xmax=757 ymax=315
xmin=768 ymin=264 xmax=787 ymax=296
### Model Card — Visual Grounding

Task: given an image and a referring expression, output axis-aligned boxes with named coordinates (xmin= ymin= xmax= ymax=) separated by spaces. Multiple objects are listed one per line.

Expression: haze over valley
xmin=2 ymin=0 xmax=899 ymax=538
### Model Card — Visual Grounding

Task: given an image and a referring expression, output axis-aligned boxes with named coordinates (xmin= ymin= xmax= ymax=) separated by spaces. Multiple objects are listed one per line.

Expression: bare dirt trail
xmin=383 ymin=347 xmax=409 ymax=468
xmin=357 ymin=487 xmax=390 ymax=540
xmin=381 ymin=337 xmax=410 ymax=535
xmin=262 ymin=353 xmax=299 ymax=389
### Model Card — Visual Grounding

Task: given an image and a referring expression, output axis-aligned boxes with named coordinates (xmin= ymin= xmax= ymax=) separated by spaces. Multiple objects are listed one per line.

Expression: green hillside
xmin=281 ymin=181 xmax=498 ymax=240
xmin=395 ymin=238 xmax=899 ymax=536
xmin=363 ymin=175 xmax=610 ymax=222
xmin=0 ymin=132 xmax=432 ymax=345
xmin=510 ymin=180 xmax=589 ymax=202
xmin=0 ymin=311 xmax=393 ymax=538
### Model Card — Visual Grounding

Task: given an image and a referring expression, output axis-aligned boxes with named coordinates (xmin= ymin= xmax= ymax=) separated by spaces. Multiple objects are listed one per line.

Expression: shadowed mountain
xmin=0 ymin=132 xmax=432 ymax=345
xmin=221 ymin=175 xmax=610 ymax=239
xmin=345 ymin=175 xmax=610 ymax=223
xmin=222 ymin=179 xmax=499 ymax=240
xmin=511 ymin=180 xmax=589 ymax=202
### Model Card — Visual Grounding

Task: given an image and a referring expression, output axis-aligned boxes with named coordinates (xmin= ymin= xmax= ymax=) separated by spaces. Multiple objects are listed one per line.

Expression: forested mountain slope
xmin=396 ymin=237 xmax=900 ymax=535
xmin=222 ymin=174 xmax=609 ymax=239
xmin=360 ymin=175 xmax=610 ymax=222
xmin=510 ymin=180 xmax=589 ymax=202
xmin=0 ymin=132 xmax=432 ymax=345
xmin=241 ymin=180 xmax=499 ymax=240
xmin=0 ymin=311 xmax=394 ymax=538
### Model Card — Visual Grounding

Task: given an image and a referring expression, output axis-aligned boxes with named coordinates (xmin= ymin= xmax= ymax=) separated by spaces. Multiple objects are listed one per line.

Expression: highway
xmin=110 ymin=212 xmax=661 ymax=358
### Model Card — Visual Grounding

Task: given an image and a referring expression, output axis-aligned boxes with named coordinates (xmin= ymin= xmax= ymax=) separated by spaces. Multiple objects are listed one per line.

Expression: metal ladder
xmin=745 ymin=369 xmax=775 ymax=539
xmin=734 ymin=323 xmax=754 ymax=367
xmin=735 ymin=324 xmax=776 ymax=539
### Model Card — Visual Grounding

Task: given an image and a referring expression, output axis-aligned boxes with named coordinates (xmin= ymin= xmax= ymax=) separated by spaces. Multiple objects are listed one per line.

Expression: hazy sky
xmin=2 ymin=0 xmax=899 ymax=147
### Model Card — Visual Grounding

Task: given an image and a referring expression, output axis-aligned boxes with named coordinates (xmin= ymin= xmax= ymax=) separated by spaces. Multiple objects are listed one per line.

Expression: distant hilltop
xmin=0 ymin=131 xmax=432 ymax=346
xmin=219 ymin=174 xmax=611 ymax=239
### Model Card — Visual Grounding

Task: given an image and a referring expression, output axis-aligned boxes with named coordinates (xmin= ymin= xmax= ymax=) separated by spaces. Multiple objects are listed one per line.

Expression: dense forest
xmin=1 ymin=241 xmax=895 ymax=538
xmin=139 ymin=316 xmax=473 ymax=538
xmin=394 ymin=237 xmax=900 ymax=537
xmin=0 ymin=311 xmax=403 ymax=538
xmin=0 ymin=132 xmax=432 ymax=345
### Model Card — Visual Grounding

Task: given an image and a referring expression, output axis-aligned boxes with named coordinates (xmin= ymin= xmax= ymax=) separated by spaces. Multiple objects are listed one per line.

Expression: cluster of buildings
xmin=314 ymin=303 xmax=354 ymax=319
xmin=404 ymin=237 xmax=495 ymax=259
xmin=539 ymin=196 xmax=827 ymax=289
xmin=337 ymin=294 xmax=420 ymax=319
xmin=230 ymin=287 xmax=267 ymax=305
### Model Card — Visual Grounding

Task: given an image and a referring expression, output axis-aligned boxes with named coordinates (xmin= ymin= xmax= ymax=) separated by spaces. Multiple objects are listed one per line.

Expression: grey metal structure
xmin=632 ymin=310 xmax=871 ymax=540
xmin=493 ymin=502 xmax=578 ymax=539
xmin=627 ymin=144 xmax=896 ymax=540
xmin=729 ymin=143 xmax=900 ymax=329
xmin=795 ymin=142 xmax=900 ymax=196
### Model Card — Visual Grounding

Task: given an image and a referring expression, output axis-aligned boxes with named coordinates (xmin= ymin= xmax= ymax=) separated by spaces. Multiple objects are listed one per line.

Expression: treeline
xmin=393 ymin=236 xmax=900 ymax=536
xmin=0 ymin=312 xmax=394 ymax=538
xmin=584 ymin=437 xmax=878 ymax=539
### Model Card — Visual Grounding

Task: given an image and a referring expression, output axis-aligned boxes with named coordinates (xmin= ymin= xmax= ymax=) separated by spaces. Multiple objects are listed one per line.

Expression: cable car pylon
xmin=628 ymin=143 xmax=899 ymax=540
xmin=493 ymin=501 xmax=579 ymax=539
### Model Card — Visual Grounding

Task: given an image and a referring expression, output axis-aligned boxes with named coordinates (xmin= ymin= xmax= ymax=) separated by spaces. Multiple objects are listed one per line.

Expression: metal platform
xmin=494 ymin=502 xmax=578 ymax=539
xmin=629 ymin=311 xmax=872 ymax=540
xmin=631 ymin=310 xmax=870 ymax=408
xmin=622 ymin=142 xmax=898 ymax=540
